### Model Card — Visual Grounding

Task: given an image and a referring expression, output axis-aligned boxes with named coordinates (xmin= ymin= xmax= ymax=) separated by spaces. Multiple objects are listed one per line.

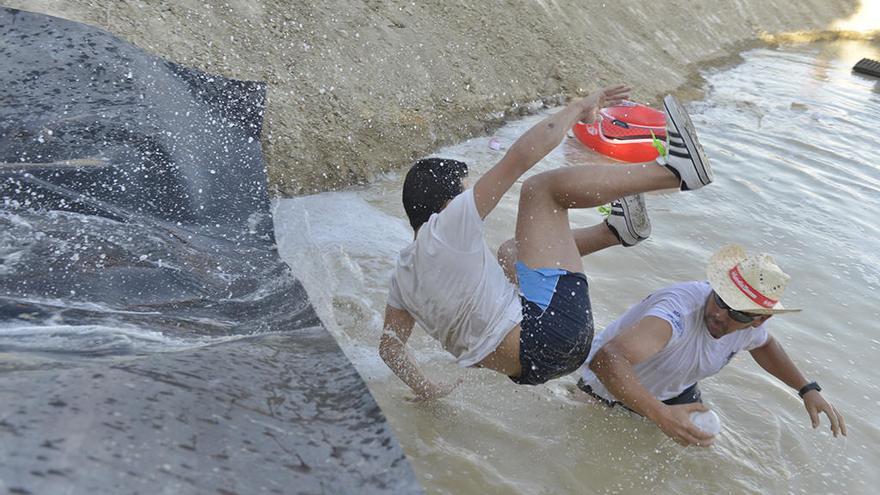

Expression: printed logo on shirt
xmin=665 ymin=309 xmax=685 ymax=337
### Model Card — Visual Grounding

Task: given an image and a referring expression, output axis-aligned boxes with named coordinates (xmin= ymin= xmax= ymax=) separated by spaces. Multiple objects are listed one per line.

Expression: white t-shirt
xmin=387 ymin=188 xmax=523 ymax=367
xmin=580 ymin=281 xmax=769 ymax=402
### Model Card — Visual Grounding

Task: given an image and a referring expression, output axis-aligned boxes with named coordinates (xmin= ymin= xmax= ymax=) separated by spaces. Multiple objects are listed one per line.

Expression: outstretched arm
xmin=749 ymin=335 xmax=846 ymax=437
xmin=379 ymin=305 xmax=460 ymax=401
xmin=590 ymin=316 xmax=714 ymax=447
xmin=472 ymin=85 xmax=631 ymax=219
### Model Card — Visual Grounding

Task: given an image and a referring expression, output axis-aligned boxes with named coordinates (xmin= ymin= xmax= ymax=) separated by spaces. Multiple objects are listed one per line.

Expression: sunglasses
xmin=712 ymin=291 xmax=763 ymax=324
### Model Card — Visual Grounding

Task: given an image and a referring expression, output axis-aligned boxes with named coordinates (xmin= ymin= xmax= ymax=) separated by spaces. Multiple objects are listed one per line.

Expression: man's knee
xmin=521 ymin=174 xmax=550 ymax=200
xmin=521 ymin=172 xmax=566 ymax=209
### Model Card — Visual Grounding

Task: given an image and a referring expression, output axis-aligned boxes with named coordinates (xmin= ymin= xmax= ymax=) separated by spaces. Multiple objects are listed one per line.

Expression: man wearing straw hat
xmin=578 ymin=244 xmax=847 ymax=447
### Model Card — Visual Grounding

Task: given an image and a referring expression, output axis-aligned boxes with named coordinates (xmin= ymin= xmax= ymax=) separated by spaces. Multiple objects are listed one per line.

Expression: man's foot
xmin=663 ymin=95 xmax=713 ymax=191
xmin=605 ymin=193 xmax=651 ymax=247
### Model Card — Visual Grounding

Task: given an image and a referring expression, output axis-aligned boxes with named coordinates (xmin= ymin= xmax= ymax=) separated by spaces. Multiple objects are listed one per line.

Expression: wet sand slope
xmin=5 ymin=0 xmax=861 ymax=193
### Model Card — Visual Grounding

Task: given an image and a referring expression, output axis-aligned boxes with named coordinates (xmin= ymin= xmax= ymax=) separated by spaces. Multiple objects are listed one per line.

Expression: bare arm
xmin=472 ymin=85 xmax=631 ymax=219
xmin=749 ymin=336 xmax=846 ymax=436
xmin=378 ymin=305 xmax=459 ymax=401
xmin=590 ymin=316 xmax=714 ymax=447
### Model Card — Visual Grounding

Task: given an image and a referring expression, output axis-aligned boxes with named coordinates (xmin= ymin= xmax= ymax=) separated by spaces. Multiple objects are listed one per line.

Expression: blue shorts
xmin=510 ymin=262 xmax=594 ymax=385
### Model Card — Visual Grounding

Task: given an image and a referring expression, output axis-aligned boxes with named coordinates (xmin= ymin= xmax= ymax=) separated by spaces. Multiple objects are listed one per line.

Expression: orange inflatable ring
xmin=572 ymin=101 xmax=666 ymax=163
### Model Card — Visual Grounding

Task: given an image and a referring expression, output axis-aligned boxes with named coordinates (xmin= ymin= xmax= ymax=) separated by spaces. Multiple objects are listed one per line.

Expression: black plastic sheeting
xmin=0 ymin=7 xmax=421 ymax=494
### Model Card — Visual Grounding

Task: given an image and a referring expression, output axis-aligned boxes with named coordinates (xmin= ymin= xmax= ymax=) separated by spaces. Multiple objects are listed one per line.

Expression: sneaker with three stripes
xmin=605 ymin=193 xmax=651 ymax=247
xmin=662 ymin=95 xmax=714 ymax=191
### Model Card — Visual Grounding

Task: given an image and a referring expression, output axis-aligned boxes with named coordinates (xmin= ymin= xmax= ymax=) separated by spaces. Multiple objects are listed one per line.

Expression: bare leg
xmin=574 ymin=223 xmax=621 ymax=255
xmin=516 ymin=163 xmax=678 ymax=273
xmin=484 ymin=192 xmax=628 ymax=378
xmin=498 ymin=223 xmax=619 ymax=284
xmin=473 ymin=327 xmax=521 ymax=377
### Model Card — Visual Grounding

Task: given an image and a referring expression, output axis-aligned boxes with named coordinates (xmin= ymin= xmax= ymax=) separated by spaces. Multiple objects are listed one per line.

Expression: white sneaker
xmin=663 ymin=95 xmax=713 ymax=191
xmin=605 ymin=193 xmax=651 ymax=247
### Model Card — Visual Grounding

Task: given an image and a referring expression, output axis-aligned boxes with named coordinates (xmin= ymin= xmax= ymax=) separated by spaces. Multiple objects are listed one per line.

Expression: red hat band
xmin=728 ymin=265 xmax=778 ymax=309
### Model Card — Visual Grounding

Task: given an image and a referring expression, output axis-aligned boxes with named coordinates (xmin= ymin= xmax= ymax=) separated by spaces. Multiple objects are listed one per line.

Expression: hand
xmin=653 ymin=403 xmax=716 ymax=447
xmin=407 ymin=378 xmax=463 ymax=403
xmin=803 ymin=390 xmax=847 ymax=437
xmin=578 ymin=84 xmax=632 ymax=123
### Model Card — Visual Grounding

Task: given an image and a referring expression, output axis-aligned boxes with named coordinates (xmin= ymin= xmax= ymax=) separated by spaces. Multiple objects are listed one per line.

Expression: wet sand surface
xmin=4 ymin=0 xmax=862 ymax=194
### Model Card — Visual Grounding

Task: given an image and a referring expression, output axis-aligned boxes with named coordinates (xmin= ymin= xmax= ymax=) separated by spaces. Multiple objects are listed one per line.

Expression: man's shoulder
xmin=437 ymin=188 xmax=476 ymax=218
xmin=642 ymin=282 xmax=709 ymax=337
xmin=423 ymin=188 xmax=484 ymax=250
xmin=660 ymin=280 xmax=711 ymax=293
xmin=651 ymin=281 xmax=711 ymax=307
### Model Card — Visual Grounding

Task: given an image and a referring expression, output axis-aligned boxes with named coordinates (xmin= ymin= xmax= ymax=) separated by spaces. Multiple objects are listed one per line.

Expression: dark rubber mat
xmin=0 ymin=6 xmax=421 ymax=494
xmin=853 ymin=58 xmax=880 ymax=78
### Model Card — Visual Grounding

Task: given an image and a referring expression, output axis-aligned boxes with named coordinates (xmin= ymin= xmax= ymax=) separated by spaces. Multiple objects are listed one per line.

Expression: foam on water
xmin=0 ymin=293 xmax=250 ymax=356
xmin=0 ymin=323 xmax=243 ymax=356
xmin=273 ymin=192 xmax=424 ymax=365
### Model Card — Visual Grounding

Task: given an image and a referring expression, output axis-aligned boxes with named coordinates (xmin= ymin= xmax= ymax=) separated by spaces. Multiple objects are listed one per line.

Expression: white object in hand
xmin=689 ymin=410 xmax=722 ymax=436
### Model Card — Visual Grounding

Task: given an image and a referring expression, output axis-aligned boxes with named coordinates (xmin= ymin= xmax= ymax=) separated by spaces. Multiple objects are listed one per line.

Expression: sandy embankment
xmin=4 ymin=0 xmax=864 ymax=194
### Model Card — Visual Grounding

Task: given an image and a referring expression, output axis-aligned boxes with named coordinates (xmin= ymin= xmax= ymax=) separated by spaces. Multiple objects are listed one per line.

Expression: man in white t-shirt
xmin=578 ymin=244 xmax=847 ymax=447
xmin=379 ymin=87 xmax=715 ymax=400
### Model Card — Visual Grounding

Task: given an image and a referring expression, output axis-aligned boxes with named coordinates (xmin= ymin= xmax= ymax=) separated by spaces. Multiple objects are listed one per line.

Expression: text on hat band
xmin=728 ymin=265 xmax=778 ymax=308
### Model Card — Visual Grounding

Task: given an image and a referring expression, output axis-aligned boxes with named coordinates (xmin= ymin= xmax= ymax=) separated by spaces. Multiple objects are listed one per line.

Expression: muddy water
xmin=275 ymin=40 xmax=879 ymax=494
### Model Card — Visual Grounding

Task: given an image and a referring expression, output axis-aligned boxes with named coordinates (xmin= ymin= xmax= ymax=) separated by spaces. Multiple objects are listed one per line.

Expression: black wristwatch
xmin=798 ymin=381 xmax=821 ymax=398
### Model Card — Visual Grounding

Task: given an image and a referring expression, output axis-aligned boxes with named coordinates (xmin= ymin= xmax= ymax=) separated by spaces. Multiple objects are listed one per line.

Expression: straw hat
xmin=706 ymin=245 xmax=801 ymax=315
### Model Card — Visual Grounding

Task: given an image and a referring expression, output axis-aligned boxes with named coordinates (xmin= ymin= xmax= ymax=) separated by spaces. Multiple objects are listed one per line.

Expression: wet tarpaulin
xmin=0 ymin=6 xmax=421 ymax=495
